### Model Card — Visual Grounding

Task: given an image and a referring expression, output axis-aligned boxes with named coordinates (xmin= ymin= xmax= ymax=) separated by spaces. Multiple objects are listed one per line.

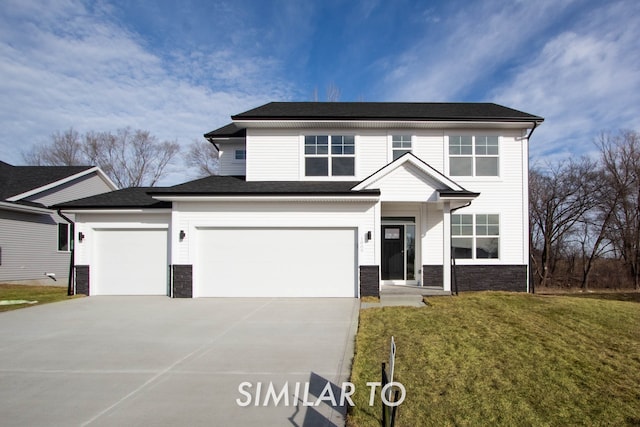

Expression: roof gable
xmin=353 ymin=153 xmax=479 ymax=202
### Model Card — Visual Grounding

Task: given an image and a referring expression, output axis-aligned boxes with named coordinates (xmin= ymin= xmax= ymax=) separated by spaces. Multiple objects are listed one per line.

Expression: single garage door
xmin=196 ymin=228 xmax=357 ymax=297
xmin=92 ymin=228 xmax=168 ymax=295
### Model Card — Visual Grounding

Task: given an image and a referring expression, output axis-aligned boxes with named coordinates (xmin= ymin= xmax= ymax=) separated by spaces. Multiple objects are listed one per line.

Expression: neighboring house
xmin=0 ymin=161 xmax=117 ymax=285
xmin=57 ymin=102 xmax=543 ymax=297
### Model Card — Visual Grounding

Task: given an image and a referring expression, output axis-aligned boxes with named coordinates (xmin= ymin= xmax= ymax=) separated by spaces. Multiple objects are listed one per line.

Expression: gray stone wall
xmin=453 ymin=265 xmax=527 ymax=292
xmin=422 ymin=265 xmax=443 ymax=287
xmin=172 ymin=265 xmax=192 ymax=298
xmin=359 ymin=265 xmax=379 ymax=297
xmin=75 ymin=265 xmax=89 ymax=295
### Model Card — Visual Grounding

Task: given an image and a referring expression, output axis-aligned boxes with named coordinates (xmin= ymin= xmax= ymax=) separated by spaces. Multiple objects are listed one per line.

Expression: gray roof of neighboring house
xmin=54 ymin=187 xmax=171 ymax=209
xmin=0 ymin=160 xmax=94 ymax=201
xmin=230 ymin=102 xmax=544 ymax=122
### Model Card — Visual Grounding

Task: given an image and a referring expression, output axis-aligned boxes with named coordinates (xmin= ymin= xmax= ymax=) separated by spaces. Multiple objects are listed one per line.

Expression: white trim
xmin=0 ymin=201 xmax=53 ymax=214
xmin=151 ymin=195 xmax=379 ymax=203
xmin=59 ymin=208 xmax=171 ymax=215
xmin=6 ymin=167 xmax=118 ymax=202
xmin=353 ymin=153 xmax=464 ymax=192
xmin=234 ymin=119 xmax=538 ymax=130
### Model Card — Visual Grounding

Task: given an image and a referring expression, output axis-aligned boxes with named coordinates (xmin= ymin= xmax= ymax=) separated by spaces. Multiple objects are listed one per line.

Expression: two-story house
xmin=57 ymin=102 xmax=543 ymax=297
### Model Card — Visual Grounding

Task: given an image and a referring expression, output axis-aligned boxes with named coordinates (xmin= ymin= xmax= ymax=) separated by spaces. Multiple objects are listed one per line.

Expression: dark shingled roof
xmin=56 ymin=176 xmax=379 ymax=209
xmin=0 ymin=160 xmax=94 ymax=201
xmin=150 ymin=175 xmax=379 ymax=196
xmin=203 ymin=123 xmax=246 ymax=139
xmin=54 ymin=187 xmax=171 ymax=209
xmin=231 ymin=102 xmax=543 ymax=122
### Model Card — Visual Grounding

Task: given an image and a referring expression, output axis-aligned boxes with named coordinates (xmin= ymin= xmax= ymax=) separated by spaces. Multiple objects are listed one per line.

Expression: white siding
xmin=173 ymin=200 xmax=377 ymax=267
xmin=373 ymin=164 xmax=444 ymax=202
xmin=26 ymin=173 xmax=112 ymax=207
xmin=218 ymin=141 xmax=246 ymax=176
xmin=446 ymin=131 xmax=527 ymax=265
xmin=414 ymin=130 xmax=445 ymax=173
xmin=358 ymin=131 xmax=388 ymax=179
xmin=246 ymin=128 xmax=299 ymax=181
xmin=423 ymin=204 xmax=444 ymax=264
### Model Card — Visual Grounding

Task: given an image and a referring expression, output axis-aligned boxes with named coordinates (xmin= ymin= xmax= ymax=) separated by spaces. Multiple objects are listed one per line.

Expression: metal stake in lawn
xmin=382 ymin=336 xmax=400 ymax=427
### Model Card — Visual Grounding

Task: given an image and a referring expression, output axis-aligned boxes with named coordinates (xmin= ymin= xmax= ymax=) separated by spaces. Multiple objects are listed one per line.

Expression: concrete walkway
xmin=0 ymin=297 xmax=359 ymax=427
xmin=361 ymin=285 xmax=451 ymax=309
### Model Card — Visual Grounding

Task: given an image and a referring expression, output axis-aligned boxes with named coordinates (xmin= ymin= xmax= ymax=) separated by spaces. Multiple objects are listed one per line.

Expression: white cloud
xmin=491 ymin=0 xmax=640 ymax=163
xmin=379 ymin=0 xmax=573 ymax=101
xmin=0 ymin=0 xmax=293 ymax=183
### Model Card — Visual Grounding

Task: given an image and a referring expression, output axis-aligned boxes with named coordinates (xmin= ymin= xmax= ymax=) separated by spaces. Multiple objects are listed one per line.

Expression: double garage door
xmin=90 ymin=227 xmax=357 ymax=297
xmin=195 ymin=228 xmax=357 ymax=297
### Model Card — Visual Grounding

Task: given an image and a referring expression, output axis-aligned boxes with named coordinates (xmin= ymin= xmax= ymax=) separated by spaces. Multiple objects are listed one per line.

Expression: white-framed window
xmin=304 ymin=134 xmax=355 ymax=177
xmin=449 ymin=135 xmax=499 ymax=176
xmin=451 ymin=214 xmax=499 ymax=259
xmin=391 ymin=135 xmax=412 ymax=160
xmin=234 ymin=149 xmax=246 ymax=161
xmin=58 ymin=223 xmax=71 ymax=252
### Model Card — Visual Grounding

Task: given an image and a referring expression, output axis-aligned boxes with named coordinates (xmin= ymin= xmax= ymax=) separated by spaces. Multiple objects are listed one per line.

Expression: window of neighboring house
xmin=392 ymin=135 xmax=412 ymax=160
xmin=449 ymin=135 xmax=499 ymax=176
xmin=451 ymin=214 xmax=499 ymax=259
xmin=58 ymin=223 xmax=72 ymax=252
xmin=304 ymin=135 xmax=355 ymax=176
xmin=234 ymin=149 xmax=246 ymax=161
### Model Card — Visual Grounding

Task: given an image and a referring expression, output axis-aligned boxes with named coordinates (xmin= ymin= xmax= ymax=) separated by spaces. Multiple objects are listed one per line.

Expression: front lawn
xmin=0 ymin=284 xmax=79 ymax=312
xmin=348 ymin=292 xmax=640 ymax=426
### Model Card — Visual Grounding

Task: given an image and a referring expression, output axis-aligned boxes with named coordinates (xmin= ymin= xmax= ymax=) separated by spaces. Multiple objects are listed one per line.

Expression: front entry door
xmin=382 ymin=225 xmax=405 ymax=280
xmin=381 ymin=223 xmax=417 ymax=282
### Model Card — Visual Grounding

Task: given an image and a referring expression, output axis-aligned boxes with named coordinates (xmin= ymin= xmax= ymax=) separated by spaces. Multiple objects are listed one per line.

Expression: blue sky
xmin=0 ymin=0 xmax=638 ymax=182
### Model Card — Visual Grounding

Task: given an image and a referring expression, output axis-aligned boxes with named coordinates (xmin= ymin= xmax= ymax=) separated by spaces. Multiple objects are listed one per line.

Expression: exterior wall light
xmin=78 ymin=232 xmax=85 ymax=242
xmin=179 ymin=230 xmax=186 ymax=241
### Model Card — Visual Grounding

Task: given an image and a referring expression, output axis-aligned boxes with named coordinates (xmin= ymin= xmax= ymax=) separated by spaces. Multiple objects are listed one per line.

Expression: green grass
xmin=0 ymin=284 xmax=81 ymax=312
xmin=348 ymin=292 xmax=640 ymax=427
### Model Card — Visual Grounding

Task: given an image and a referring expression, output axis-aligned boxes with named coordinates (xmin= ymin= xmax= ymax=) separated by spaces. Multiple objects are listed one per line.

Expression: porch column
xmin=442 ymin=202 xmax=451 ymax=292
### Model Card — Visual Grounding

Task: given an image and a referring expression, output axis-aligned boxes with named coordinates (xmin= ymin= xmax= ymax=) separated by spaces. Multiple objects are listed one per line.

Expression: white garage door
xmin=92 ymin=228 xmax=168 ymax=295
xmin=196 ymin=228 xmax=357 ymax=297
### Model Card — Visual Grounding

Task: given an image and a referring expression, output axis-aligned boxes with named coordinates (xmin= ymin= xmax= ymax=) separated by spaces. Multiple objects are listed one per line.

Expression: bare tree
xmin=310 ymin=83 xmax=341 ymax=101
xmin=326 ymin=82 xmax=341 ymax=102
xmin=598 ymin=130 xmax=640 ymax=289
xmin=185 ymin=139 xmax=219 ymax=178
xmin=529 ymin=159 xmax=598 ymax=287
xmin=23 ymin=129 xmax=84 ymax=166
xmin=23 ymin=127 xmax=181 ymax=187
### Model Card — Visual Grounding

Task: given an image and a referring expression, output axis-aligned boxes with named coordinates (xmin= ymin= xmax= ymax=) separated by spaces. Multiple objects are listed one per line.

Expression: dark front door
xmin=382 ymin=225 xmax=404 ymax=280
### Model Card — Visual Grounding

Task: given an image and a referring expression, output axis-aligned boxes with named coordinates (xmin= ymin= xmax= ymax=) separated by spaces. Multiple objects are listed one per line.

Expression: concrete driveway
xmin=0 ymin=296 xmax=359 ymax=426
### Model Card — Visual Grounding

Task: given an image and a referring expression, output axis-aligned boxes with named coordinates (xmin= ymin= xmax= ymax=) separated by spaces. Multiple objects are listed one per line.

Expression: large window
xmin=392 ymin=135 xmax=412 ymax=160
xmin=449 ymin=135 xmax=499 ymax=176
xmin=452 ymin=214 xmax=499 ymax=259
xmin=304 ymin=135 xmax=355 ymax=176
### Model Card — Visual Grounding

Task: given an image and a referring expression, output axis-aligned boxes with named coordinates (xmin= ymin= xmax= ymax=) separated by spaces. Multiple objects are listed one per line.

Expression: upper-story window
xmin=449 ymin=135 xmax=499 ymax=176
xmin=304 ymin=135 xmax=355 ymax=177
xmin=392 ymin=135 xmax=412 ymax=160
xmin=234 ymin=149 xmax=246 ymax=161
